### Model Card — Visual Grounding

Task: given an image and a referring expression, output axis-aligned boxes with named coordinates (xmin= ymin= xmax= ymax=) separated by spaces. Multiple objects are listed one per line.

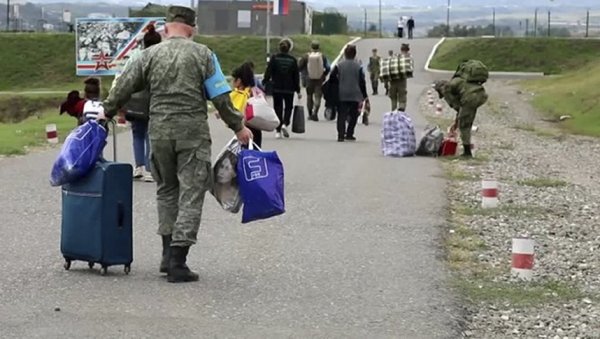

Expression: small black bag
xmin=124 ymin=111 xmax=149 ymax=123
xmin=292 ymin=105 xmax=305 ymax=134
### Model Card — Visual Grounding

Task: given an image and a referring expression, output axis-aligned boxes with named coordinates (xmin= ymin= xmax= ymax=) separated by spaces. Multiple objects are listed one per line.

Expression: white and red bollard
xmin=435 ymin=103 xmax=443 ymax=115
xmin=46 ymin=124 xmax=58 ymax=144
xmin=512 ymin=237 xmax=535 ymax=281
xmin=481 ymin=178 xmax=499 ymax=208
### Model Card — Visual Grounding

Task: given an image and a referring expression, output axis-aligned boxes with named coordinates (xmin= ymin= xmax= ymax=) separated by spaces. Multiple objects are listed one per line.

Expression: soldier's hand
xmin=297 ymin=92 xmax=303 ymax=100
xmin=236 ymin=126 xmax=253 ymax=145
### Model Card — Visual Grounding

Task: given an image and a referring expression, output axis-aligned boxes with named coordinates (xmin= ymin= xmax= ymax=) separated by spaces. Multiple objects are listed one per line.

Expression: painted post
xmin=512 ymin=237 xmax=535 ymax=281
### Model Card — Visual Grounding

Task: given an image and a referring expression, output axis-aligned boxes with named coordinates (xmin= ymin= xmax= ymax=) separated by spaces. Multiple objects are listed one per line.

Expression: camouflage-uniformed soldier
xmin=434 ymin=74 xmax=488 ymax=158
xmin=101 ymin=6 xmax=253 ymax=283
xmin=367 ymin=48 xmax=381 ymax=95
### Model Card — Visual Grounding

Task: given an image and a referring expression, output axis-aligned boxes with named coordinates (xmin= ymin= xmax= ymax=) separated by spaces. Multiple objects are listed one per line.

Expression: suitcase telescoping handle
xmin=110 ymin=119 xmax=117 ymax=162
xmin=100 ymin=119 xmax=118 ymax=162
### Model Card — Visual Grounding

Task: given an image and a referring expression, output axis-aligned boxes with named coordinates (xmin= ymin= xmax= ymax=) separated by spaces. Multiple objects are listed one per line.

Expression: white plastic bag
xmin=211 ymin=137 xmax=243 ymax=213
xmin=245 ymin=88 xmax=280 ymax=132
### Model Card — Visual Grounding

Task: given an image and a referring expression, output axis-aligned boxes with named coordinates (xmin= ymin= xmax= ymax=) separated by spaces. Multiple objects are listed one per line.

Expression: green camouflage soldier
xmin=434 ymin=63 xmax=488 ymax=158
xmin=388 ymin=43 xmax=413 ymax=111
xmin=101 ymin=6 xmax=253 ymax=283
xmin=367 ymin=48 xmax=381 ymax=95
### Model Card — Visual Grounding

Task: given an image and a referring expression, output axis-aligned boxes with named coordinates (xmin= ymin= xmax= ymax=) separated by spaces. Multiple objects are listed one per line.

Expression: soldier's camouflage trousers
xmin=458 ymin=105 xmax=478 ymax=145
xmin=389 ymin=78 xmax=407 ymax=111
xmin=150 ymin=139 xmax=213 ymax=247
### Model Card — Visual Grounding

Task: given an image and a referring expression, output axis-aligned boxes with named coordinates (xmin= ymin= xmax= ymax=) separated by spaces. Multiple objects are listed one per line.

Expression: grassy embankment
xmin=429 ymin=37 xmax=600 ymax=137
xmin=0 ymin=34 xmax=351 ymax=155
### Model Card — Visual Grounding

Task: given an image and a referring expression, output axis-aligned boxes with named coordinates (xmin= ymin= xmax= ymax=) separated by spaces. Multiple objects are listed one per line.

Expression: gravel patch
xmin=419 ymin=80 xmax=600 ymax=338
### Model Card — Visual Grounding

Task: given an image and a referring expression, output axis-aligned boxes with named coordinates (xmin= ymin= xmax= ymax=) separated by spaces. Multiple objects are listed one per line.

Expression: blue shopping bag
xmin=237 ymin=142 xmax=285 ymax=224
xmin=50 ymin=120 xmax=108 ymax=187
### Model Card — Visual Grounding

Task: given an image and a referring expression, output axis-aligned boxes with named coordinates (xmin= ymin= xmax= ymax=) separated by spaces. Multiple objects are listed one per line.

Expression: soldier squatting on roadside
xmin=101 ymin=6 xmax=253 ymax=283
xmin=434 ymin=60 xmax=489 ymax=158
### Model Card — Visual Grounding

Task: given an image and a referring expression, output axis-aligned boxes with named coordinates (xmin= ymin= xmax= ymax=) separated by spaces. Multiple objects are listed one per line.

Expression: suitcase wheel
xmin=88 ymin=262 xmax=95 ymax=269
xmin=63 ymin=259 xmax=71 ymax=271
xmin=100 ymin=266 xmax=108 ymax=276
xmin=124 ymin=265 xmax=131 ymax=275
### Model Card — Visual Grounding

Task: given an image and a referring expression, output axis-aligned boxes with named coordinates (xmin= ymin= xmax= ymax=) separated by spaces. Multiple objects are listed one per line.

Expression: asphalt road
xmin=0 ymin=38 xmax=461 ymax=338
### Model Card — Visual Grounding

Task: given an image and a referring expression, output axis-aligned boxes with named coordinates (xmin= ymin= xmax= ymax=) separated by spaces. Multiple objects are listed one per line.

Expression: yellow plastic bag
xmin=229 ymin=88 xmax=251 ymax=113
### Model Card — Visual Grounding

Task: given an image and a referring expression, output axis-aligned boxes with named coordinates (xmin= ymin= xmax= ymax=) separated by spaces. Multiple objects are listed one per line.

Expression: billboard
xmin=76 ymin=17 xmax=165 ymax=77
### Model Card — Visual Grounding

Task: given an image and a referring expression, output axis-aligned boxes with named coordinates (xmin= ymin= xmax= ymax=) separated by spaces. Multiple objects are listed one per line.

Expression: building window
xmin=237 ymin=10 xmax=251 ymax=28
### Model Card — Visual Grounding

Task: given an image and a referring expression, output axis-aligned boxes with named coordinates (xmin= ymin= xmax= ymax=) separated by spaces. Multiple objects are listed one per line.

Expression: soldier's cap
xmin=311 ymin=40 xmax=320 ymax=49
xmin=166 ymin=6 xmax=196 ymax=27
xmin=401 ymin=43 xmax=410 ymax=51
xmin=372 ymin=48 xmax=377 ymax=52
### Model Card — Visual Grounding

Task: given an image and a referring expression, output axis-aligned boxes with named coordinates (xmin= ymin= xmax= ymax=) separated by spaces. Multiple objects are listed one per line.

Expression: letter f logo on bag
xmin=243 ymin=156 xmax=269 ymax=181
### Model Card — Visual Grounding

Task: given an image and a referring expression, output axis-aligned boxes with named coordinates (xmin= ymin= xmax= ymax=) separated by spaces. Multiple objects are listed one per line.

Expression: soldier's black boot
xmin=461 ymin=144 xmax=473 ymax=158
xmin=159 ymin=235 xmax=171 ymax=274
xmin=167 ymin=246 xmax=199 ymax=283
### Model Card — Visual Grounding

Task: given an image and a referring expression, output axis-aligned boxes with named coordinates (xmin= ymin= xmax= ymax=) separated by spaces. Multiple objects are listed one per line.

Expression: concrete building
xmin=197 ymin=0 xmax=312 ymax=36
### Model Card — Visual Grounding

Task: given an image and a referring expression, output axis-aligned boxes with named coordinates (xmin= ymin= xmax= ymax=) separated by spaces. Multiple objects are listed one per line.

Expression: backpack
xmin=307 ymin=52 xmax=325 ymax=80
xmin=416 ymin=126 xmax=444 ymax=156
xmin=381 ymin=111 xmax=417 ymax=157
xmin=456 ymin=60 xmax=489 ymax=84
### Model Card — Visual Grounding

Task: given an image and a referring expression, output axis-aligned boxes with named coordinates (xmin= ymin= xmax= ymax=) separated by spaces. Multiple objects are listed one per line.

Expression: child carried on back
xmin=59 ymin=78 xmax=104 ymax=125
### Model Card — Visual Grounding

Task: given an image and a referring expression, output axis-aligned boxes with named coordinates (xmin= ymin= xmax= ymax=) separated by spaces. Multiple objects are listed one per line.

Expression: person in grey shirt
xmin=329 ymin=45 xmax=368 ymax=142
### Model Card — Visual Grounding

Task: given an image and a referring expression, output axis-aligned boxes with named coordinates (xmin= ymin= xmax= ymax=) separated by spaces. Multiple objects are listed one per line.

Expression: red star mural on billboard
xmin=93 ymin=52 xmax=112 ymax=71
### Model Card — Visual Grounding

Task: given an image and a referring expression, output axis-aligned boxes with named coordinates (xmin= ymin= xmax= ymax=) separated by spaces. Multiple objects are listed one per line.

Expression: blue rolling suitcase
xmin=61 ymin=123 xmax=134 ymax=275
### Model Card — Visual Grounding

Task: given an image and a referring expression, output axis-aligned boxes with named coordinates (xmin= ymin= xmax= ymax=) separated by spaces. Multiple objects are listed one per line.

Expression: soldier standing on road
xmin=367 ymin=48 xmax=381 ymax=95
xmin=101 ymin=6 xmax=253 ymax=283
xmin=298 ymin=41 xmax=330 ymax=121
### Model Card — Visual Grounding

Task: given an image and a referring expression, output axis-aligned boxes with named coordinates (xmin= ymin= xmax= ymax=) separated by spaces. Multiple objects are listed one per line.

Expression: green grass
xmin=517 ymin=178 xmax=568 ymax=188
xmin=429 ymin=38 xmax=600 ymax=75
xmin=454 ymin=204 xmax=546 ymax=217
xmin=0 ymin=94 xmax=65 ymax=123
xmin=525 ymin=59 xmax=600 ymax=137
xmin=442 ymin=165 xmax=480 ymax=181
xmin=0 ymin=33 xmax=351 ymax=92
xmin=0 ymin=109 xmax=78 ymax=155
xmin=455 ymin=279 xmax=587 ymax=307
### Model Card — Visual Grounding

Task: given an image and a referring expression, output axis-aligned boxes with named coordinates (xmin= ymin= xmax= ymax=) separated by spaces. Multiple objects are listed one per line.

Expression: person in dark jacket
xmin=329 ymin=45 xmax=368 ymax=142
xmin=262 ymin=39 xmax=302 ymax=139
xmin=112 ymin=24 xmax=162 ymax=182
xmin=407 ymin=17 xmax=415 ymax=39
